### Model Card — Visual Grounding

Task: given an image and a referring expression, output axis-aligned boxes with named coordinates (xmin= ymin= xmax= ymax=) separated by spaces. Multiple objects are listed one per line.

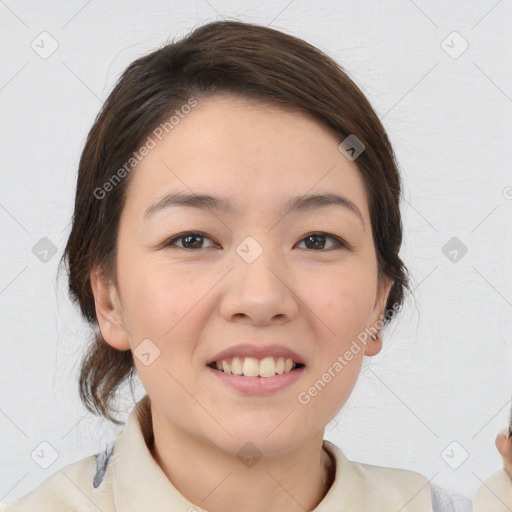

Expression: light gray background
xmin=1 ymin=0 xmax=511 ymax=504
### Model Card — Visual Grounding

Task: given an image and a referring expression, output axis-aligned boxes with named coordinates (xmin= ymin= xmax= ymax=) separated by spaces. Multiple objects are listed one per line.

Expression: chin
xmin=214 ymin=421 xmax=312 ymax=457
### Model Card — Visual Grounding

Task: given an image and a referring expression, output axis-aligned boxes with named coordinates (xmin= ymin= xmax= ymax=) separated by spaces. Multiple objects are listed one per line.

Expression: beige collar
xmin=108 ymin=395 xmax=432 ymax=511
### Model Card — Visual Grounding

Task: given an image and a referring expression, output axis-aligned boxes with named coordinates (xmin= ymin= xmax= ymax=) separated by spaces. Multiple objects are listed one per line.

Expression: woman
xmin=2 ymin=20 xmax=511 ymax=512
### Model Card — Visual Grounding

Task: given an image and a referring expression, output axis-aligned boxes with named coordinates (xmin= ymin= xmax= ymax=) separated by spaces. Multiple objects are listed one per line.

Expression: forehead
xmin=122 ymin=95 xmax=369 ymax=221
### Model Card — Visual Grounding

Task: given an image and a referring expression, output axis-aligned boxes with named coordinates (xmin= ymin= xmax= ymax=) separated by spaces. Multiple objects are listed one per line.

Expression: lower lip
xmin=206 ymin=365 xmax=305 ymax=395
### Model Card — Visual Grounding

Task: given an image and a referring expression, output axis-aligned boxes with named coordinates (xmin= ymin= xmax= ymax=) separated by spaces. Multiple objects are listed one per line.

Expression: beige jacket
xmin=2 ymin=395 xmax=511 ymax=511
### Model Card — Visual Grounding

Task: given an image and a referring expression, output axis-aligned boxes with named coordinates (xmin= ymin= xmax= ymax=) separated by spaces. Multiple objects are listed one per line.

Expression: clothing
xmin=2 ymin=395 xmax=511 ymax=511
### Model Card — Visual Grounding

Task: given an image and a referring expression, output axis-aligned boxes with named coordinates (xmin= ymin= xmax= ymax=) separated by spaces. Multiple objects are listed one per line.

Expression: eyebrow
xmin=143 ymin=191 xmax=365 ymax=229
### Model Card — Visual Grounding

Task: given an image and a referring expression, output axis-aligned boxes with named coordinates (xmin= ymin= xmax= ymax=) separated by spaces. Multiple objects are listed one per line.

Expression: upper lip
xmin=207 ymin=344 xmax=306 ymax=366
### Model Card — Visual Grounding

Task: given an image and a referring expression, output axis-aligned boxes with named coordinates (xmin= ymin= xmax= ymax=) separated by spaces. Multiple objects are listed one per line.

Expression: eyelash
xmin=161 ymin=231 xmax=348 ymax=251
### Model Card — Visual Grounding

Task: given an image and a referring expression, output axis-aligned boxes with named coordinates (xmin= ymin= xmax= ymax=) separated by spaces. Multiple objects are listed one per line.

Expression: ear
xmin=90 ymin=268 xmax=131 ymax=351
xmin=364 ymin=276 xmax=394 ymax=357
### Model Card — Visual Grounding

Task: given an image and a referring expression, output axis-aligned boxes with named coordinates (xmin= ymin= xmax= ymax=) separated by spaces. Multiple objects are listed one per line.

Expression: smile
xmin=206 ymin=361 xmax=306 ymax=395
xmin=207 ymin=356 xmax=305 ymax=378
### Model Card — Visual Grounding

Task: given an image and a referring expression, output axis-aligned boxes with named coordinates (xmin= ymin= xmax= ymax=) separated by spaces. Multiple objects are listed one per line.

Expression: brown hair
xmin=60 ymin=20 xmax=411 ymax=424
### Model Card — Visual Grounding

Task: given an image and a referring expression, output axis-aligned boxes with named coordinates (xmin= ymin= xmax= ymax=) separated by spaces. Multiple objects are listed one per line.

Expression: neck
xmin=147 ymin=403 xmax=335 ymax=512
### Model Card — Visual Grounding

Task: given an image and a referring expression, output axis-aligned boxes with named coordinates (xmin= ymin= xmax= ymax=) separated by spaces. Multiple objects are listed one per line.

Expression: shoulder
xmin=1 ymin=446 xmax=115 ymax=512
xmin=348 ymin=458 xmax=475 ymax=512
xmin=323 ymin=441 xmax=478 ymax=512
xmin=432 ymin=468 xmax=512 ymax=512
xmin=324 ymin=441 xmax=432 ymax=510
xmin=473 ymin=468 xmax=512 ymax=511
xmin=350 ymin=457 xmax=430 ymax=492
xmin=348 ymin=459 xmax=475 ymax=511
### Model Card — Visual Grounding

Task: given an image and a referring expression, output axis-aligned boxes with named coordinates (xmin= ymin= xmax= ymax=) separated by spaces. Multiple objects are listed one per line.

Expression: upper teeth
xmin=213 ymin=356 xmax=298 ymax=377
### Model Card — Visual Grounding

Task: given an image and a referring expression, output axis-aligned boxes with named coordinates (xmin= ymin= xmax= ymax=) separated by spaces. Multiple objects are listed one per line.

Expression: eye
xmin=162 ymin=231 xmax=217 ymax=250
xmin=296 ymin=232 xmax=348 ymax=251
xmin=161 ymin=231 xmax=348 ymax=251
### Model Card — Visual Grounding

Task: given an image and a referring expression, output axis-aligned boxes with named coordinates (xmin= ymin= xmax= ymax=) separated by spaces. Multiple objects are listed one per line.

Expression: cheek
xmin=301 ymin=266 xmax=376 ymax=338
xmin=119 ymin=260 xmax=208 ymax=341
xmin=121 ymin=265 xmax=211 ymax=390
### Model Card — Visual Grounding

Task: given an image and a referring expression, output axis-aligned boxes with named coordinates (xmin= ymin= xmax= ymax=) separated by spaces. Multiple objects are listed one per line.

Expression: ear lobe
xmin=90 ymin=268 xmax=131 ymax=351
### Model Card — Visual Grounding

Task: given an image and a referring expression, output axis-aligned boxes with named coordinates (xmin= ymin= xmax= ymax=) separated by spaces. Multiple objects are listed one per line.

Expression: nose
xmin=219 ymin=244 xmax=299 ymax=326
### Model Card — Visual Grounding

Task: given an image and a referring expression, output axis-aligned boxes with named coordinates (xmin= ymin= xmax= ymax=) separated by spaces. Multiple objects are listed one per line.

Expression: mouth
xmin=207 ymin=356 xmax=305 ymax=378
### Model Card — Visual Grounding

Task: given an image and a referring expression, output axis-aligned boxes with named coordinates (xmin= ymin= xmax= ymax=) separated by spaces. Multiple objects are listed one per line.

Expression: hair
xmin=60 ymin=19 xmax=411 ymax=424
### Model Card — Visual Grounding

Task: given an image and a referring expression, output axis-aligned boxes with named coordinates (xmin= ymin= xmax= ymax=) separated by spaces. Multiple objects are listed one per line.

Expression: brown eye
xmin=297 ymin=232 xmax=347 ymax=251
xmin=163 ymin=231 xmax=217 ymax=250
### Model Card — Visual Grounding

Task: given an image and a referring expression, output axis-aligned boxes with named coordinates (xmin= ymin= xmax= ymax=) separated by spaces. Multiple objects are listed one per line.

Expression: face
xmin=92 ymin=94 xmax=392 ymax=457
